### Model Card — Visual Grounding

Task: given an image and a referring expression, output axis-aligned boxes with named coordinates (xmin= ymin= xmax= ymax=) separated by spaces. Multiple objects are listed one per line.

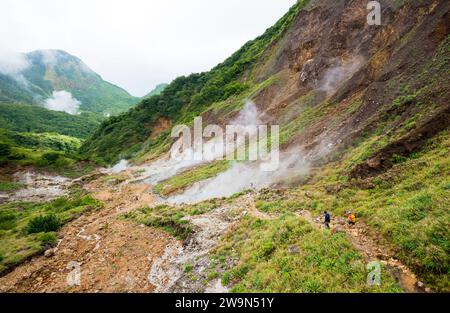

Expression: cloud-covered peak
xmin=0 ymin=49 xmax=30 ymax=76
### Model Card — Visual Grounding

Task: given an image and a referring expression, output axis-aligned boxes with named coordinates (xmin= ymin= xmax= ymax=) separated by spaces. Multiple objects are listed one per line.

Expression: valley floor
xmin=0 ymin=165 xmax=434 ymax=293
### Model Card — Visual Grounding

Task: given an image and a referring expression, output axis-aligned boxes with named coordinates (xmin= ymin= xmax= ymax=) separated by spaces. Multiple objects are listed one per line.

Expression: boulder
xmin=44 ymin=248 xmax=55 ymax=258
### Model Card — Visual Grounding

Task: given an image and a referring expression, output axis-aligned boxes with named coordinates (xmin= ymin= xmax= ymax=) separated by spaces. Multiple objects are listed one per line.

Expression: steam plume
xmin=44 ymin=90 xmax=81 ymax=115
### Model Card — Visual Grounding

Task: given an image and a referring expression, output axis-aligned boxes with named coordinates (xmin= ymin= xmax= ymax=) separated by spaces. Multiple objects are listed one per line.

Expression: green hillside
xmin=143 ymin=83 xmax=168 ymax=99
xmin=0 ymin=103 xmax=101 ymax=139
xmin=0 ymin=49 xmax=138 ymax=115
xmin=80 ymin=0 xmax=306 ymax=163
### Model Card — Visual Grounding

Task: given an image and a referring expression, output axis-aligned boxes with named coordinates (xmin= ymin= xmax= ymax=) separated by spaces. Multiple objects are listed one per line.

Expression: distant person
xmin=347 ymin=212 xmax=356 ymax=226
xmin=324 ymin=211 xmax=331 ymax=229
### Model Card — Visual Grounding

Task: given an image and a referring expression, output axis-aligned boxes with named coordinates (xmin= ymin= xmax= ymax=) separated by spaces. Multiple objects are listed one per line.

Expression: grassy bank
xmin=153 ymin=161 xmax=230 ymax=196
xmin=0 ymin=191 xmax=103 ymax=274
xmin=210 ymin=214 xmax=402 ymax=292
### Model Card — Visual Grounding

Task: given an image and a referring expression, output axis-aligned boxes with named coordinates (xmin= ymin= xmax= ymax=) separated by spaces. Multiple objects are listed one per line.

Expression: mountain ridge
xmin=0 ymin=49 xmax=138 ymax=115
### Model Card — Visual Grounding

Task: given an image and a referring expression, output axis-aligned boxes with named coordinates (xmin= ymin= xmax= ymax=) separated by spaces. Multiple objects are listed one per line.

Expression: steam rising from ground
xmin=319 ymin=56 xmax=365 ymax=94
xmin=110 ymin=159 xmax=130 ymax=173
xmin=44 ymin=91 xmax=81 ymax=115
xmin=115 ymin=57 xmax=361 ymax=203
xmin=131 ymin=99 xmax=336 ymax=204
xmin=231 ymin=100 xmax=262 ymax=126
xmin=142 ymin=101 xmax=263 ymax=185
xmin=168 ymin=140 xmax=334 ymax=204
xmin=168 ymin=148 xmax=310 ymax=203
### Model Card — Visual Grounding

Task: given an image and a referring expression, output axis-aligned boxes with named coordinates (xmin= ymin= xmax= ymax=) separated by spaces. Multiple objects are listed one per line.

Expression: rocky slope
xmin=81 ymin=0 xmax=449 ymax=166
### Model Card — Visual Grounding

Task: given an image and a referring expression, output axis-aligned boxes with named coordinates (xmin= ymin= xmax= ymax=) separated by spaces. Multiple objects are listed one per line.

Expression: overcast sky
xmin=0 ymin=0 xmax=297 ymax=96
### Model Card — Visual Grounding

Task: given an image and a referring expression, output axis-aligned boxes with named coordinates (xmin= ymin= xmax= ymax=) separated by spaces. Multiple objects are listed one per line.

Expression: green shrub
xmin=41 ymin=152 xmax=61 ymax=164
xmin=27 ymin=214 xmax=61 ymax=234
xmin=0 ymin=212 xmax=16 ymax=230
xmin=37 ymin=232 xmax=57 ymax=245
xmin=222 ymin=271 xmax=231 ymax=285
xmin=184 ymin=263 xmax=194 ymax=273
xmin=0 ymin=142 xmax=11 ymax=157
xmin=7 ymin=151 xmax=26 ymax=160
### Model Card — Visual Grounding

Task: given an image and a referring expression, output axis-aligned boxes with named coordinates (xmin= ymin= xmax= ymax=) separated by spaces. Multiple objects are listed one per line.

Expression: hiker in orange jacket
xmin=347 ymin=212 xmax=356 ymax=226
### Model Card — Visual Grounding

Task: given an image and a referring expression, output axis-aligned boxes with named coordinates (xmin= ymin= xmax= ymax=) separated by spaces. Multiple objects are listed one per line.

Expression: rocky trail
xmin=0 ymin=169 xmax=429 ymax=293
xmin=295 ymin=210 xmax=427 ymax=293
xmin=231 ymin=193 xmax=427 ymax=293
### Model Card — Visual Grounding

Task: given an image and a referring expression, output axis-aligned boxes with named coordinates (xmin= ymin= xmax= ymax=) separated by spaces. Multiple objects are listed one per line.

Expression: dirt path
xmin=237 ymin=193 xmax=426 ymax=293
xmin=0 ymin=172 xmax=174 ymax=293
xmin=295 ymin=210 xmax=426 ymax=293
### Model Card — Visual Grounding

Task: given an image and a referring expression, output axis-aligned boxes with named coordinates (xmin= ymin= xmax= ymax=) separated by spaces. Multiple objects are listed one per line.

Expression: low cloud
xmin=0 ymin=49 xmax=30 ymax=86
xmin=44 ymin=91 xmax=81 ymax=115
xmin=39 ymin=49 xmax=58 ymax=64
xmin=0 ymin=49 xmax=29 ymax=76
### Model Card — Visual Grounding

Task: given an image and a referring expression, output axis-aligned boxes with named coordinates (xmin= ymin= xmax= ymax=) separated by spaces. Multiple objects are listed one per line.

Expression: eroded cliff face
xmin=208 ymin=0 xmax=450 ymax=171
xmin=82 ymin=0 xmax=449 ymax=169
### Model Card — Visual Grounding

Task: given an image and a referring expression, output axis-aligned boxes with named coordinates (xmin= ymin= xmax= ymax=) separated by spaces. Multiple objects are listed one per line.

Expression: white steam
xmin=231 ymin=100 xmax=262 ymax=126
xmin=168 ymin=148 xmax=310 ymax=203
xmin=0 ymin=49 xmax=30 ymax=76
xmin=133 ymin=100 xmax=336 ymax=204
xmin=0 ymin=49 xmax=30 ymax=85
xmin=40 ymin=50 xmax=58 ymax=64
xmin=44 ymin=91 xmax=81 ymax=115
xmin=110 ymin=159 xmax=130 ymax=173
xmin=168 ymin=139 xmax=335 ymax=204
xmin=142 ymin=100 xmax=263 ymax=185
xmin=319 ymin=56 xmax=364 ymax=94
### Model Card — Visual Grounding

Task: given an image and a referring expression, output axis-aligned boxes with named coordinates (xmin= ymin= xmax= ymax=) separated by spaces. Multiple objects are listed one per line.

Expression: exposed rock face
xmin=252 ymin=0 xmax=450 ymax=158
xmin=82 ymin=0 xmax=449 ymax=172
xmin=350 ymin=104 xmax=450 ymax=178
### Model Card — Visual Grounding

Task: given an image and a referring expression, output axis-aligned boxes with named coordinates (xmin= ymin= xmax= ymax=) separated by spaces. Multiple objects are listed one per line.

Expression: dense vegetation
xmin=0 ymin=103 xmax=101 ymax=139
xmin=142 ymin=83 xmax=168 ymax=99
xmin=0 ymin=128 xmax=95 ymax=178
xmin=80 ymin=0 xmax=308 ymax=164
xmin=0 ymin=129 xmax=81 ymax=154
xmin=0 ymin=102 xmax=100 ymax=177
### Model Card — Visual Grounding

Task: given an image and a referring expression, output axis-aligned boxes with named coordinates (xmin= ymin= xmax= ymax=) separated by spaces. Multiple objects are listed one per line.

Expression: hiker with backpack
xmin=324 ymin=211 xmax=331 ymax=229
xmin=347 ymin=211 xmax=356 ymax=226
